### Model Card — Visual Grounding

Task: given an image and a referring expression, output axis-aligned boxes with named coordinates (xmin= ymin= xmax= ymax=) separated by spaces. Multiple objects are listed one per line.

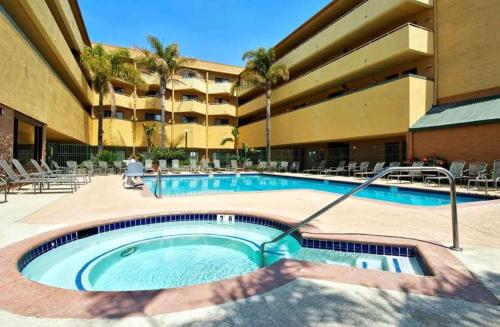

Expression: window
xmin=104 ymin=110 xmax=124 ymax=119
xmin=328 ymin=90 xmax=344 ymax=99
xmin=182 ymin=94 xmax=198 ymax=101
xmin=146 ymin=90 xmax=157 ymax=97
xmin=181 ymin=70 xmax=197 ymax=79
xmin=145 ymin=113 xmax=161 ymax=121
xmin=215 ymin=77 xmax=230 ymax=84
xmin=113 ymin=87 xmax=125 ymax=94
xmin=181 ymin=116 xmax=197 ymax=123
xmin=403 ymin=67 xmax=418 ymax=75
xmin=214 ymin=118 xmax=229 ymax=125
xmin=215 ymin=98 xmax=229 ymax=104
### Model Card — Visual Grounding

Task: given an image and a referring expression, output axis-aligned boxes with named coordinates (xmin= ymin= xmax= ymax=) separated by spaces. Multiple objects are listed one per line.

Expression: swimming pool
xmin=144 ymin=174 xmax=484 ymax=206
xmin=20 ymin=214 xmax=424 ymax=291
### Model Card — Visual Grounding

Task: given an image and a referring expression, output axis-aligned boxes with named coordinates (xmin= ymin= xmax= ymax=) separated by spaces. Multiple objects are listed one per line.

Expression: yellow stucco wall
xmin=239 ymin=76 xmax=433 ymax=148
xmin=0 ymin=7 xmax=91 ymax=144
xmin=436 ymin=0 xmax=500 ymax=100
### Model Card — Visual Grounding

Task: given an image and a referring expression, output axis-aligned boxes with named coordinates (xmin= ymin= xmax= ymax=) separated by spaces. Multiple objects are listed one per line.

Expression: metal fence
xmin=47 ymin=143 xmax=128 ymax=166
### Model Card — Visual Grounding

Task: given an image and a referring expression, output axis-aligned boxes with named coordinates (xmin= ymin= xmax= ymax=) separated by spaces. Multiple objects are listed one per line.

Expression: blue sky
xmin=79 ymin=0 xmax=332 ymax=66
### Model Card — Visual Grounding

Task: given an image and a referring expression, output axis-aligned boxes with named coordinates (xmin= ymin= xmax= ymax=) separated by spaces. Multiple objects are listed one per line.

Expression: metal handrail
xmin=154 ymin=169 xmax=162 ymax=198
xmin=259 ymin=167 xmax=461 ymax=267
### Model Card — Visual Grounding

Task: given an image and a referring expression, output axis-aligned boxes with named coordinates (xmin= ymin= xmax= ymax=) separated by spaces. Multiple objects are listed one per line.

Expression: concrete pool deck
xmin=0 ymin=174 xmax=499 ymax=326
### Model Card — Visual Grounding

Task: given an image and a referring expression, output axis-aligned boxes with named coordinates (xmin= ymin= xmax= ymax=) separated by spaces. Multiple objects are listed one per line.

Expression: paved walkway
xmin=0 ymin=175 xmax=498 ymax=326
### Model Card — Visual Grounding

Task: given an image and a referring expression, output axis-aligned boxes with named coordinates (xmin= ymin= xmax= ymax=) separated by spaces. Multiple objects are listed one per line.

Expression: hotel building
xmin=0 ymin=0 xmax=499 ymax=168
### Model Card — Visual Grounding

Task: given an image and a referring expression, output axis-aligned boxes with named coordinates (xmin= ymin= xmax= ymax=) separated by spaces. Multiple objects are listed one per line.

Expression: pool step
xmin=355 ymin=257 xmax=383 ymax=271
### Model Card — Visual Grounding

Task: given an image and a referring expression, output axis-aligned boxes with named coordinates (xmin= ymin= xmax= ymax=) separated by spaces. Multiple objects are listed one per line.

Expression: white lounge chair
xmin=304 ymin=160 xmax=326 ymax=174
xmin=171 ymin=159 xmax=181 ymax=173
xmin=144 ymin=159 xmax=154 ymax=173
xmin=123 ymin=162 xmax=144 ymax=189
xmin=388 ymin=161 xmax=424 ymax=183
xmin=201 ymin=159 xmax=213 ymax=172
xmin=159 ymin=160 xmax=168 ymax=173
xmin=356 ymin=162 xmax=385 ymax=179
xmin=425 ymin=161 xmax=465 ymax=186
xmin=320 ymin=160 xmax=345 ymax=175
xmin=190 ymin=159 xmax=199 ymax=172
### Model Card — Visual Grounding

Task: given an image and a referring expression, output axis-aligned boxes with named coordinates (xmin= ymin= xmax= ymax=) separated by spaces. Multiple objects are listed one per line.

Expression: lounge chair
xmin=31 ymin=159 xmax=90 ymax=184
xmin=123 ymin=162 xmax=144 ymax=189
xmin=471 ymin=160 xmax=500 ymax=190
xmin=462 ymin=162 xmax=488 ymax=188
xmin=244 ymin=160 xmax=253 ymax=170
xmin=159 ymin=160 xmax=169 ymax=173
xmin=304 ymin=160 xmax=326 ymax=174
xmin=290 ymin=161 xmax=300 ymax=173
xmin=0 ymin=177 xmax=7 ymax=202
xmin=424 ymin=161 xmax=465 ymax=186
xmin=213 ymin=159 xmax=222 ymax=172
xmin=9 ymin=159 xmax=76 ymax=193
xmin=144 ymin=159 xmax=154 ymax=173
xmin=190 ymin=159 xmax=199 ymax=172
xmin=171 ymin=159 xmax=181 ymax=173
xmin=113 ymin=161 xmax=125 ymax=174
xmin=344 ymin=162 xmax=358 ymax=176
xmin=383 ymin=162 xmax=400 ymax=178
xmin=354 ymin=161 xmax=370 ymax=175
xmin=98 ymin=161 xmax=114 ymax=175
xmin=201 ymin=159 xmax=213 ymax=172
xmin=66 ymin=161 xmax=78 ymax=174
xmin=320 ymin=160 xmax=346 ymax=175
xmin=230 ymin=160 xmax=242 ymax=171
xmin=387 ymin=161 xmax=424 ymax=183
xmin=0 ymin=160 xmax=36 ymax=191
xmin=356 ymin=162 xmax=385 ymax=179
xmin=52 ymin=161 xmax=72 ymax=174
xmin=278 ymin=161 xmax=288 ymax=172
xmin=269 ymin=161 xmax=278 ymax=171
xmin=257 ymin=161 xmax=268 ymax=171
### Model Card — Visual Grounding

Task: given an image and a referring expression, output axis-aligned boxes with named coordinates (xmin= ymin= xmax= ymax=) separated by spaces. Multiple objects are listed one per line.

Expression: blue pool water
xmin=144 ymin=174 xmax=482 ymax=206
xmin=21 ymin=221 xmax=424 ymax=291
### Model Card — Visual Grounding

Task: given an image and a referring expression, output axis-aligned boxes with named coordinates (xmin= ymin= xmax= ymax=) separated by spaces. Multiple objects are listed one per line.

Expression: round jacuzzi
xmin=19 ymin=214 xmax=423 ymax=291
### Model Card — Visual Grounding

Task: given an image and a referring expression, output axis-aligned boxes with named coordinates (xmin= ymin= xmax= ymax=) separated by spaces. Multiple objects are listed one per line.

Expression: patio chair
xmin=230 ymin=160 xmax=242 ymax=171
xmin=98 ymin=161 xmax=114 ymax=175
xmin=355 ymin=162 xmax=385 ymax=179
xmin=144 ymin=160 xmax=154 ymax=173
xmin=201 ymin=159 xmax=213 ymax=172
xmin=123 ymin=162 xmax=144 ymax=189
xmin=190 ymin=159 xmax=199 ymax=172
xmin=244 ymin=160 xmax=253 ymax=170
xmin=424 ymin=161 xmax=465 ymax=186
xmin=113 ymin=161 xmax=125 ymax=174
xmin=290 ymin=161 xmax=300 ymax=173
xmin=471 ymin=160 xmax=500 ymax=191
xmin=171 ymin=159 xmax=181 ymax=173
xmin=0 ymin=159 xmax=36 ymax=191
xmin=382 ymin=162 xmax=401 ymax=178
xmin=81 ymin=160 xmax=94 ymax=176
xmin=387 ymin=161 xmax=424 ymax=183
xmin=31 ymin=159 xmax=89 ymax=184
xmin=278 ymin=161 xmax=288 ymax=172
xmin=158 ymin=160 xmax=169 ymax=173
xmin=320 ymin=160 xmax=346 ymax=175
xmin=304 ymin=160 xmax=326 ymax=174
xmin=345 ymin=162 xmax=358 ymax=176
xmin=11 ymin=159 xmax=77 ymax=193
xmin=0 ymin=177 xmax=7 ymax=202
xmin=462 ymin=162 xmax=488 ymax=189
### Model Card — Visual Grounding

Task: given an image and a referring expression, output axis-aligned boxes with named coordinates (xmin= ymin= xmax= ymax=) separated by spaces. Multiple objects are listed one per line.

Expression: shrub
xmin=96 ymin=150 xmax=117 ymax=163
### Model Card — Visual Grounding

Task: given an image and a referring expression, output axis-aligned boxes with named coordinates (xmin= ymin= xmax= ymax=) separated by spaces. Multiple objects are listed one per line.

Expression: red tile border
xmin=0 ymin=212 xmax=497 ymax=319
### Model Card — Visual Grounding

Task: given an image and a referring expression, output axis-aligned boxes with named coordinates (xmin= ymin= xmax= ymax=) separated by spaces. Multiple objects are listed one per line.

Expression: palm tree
xmin=142 ymin=123 xmax=157 ymax=150
xmin=220 ymin=127 xmax=240 ymax=160
xmin=137 ymin=36 xmax=190 ymax=147
xmin=236 ymin=48 xmax=289 ymax=164
xmin=81 ymin=44 xmax=142 ymax=153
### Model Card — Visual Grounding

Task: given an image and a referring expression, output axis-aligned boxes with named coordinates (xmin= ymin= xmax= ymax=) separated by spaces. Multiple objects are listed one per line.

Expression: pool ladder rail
xmin=259 ymin=166 xmax=461 ymax=267
xmin=154 ymin=170 xmax=162 ymax=198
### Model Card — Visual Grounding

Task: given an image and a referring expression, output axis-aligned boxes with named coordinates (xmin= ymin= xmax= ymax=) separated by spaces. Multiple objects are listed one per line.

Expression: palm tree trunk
xmin=160 ymin=78 xmax=166 ymax=147
xmin=97 ymin=91 xmax=104 ymax=153
xmin=265 ymin=88 xmax=272 ymax=164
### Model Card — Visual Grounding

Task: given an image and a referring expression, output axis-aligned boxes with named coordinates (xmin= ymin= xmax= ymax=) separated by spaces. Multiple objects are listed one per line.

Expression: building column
xmin=0 ymin=104 xmax=14 ymax=162
xmin=406 ymin=131 xmax=414 ymax=160
xmin=205 ymin=71 xmax=209 ymax=159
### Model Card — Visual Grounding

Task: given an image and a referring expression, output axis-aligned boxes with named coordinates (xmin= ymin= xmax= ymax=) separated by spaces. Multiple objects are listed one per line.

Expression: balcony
xmin=136 ymin=96 xmax=162 ymax=110
xmin=208 ymin=103 xmax=237 ymax=116
xmin=94 ymin=93 xmax=134 ymax=109
xmin=207 ymin=126 xmax=236 ymax=149
xmin=238 ymin=75 xmax=434 ymax=147
xmin=208 ymin=82 xmax=233 ymax=94
xmin=172 ymin=77 xmax=206 ymax=93
xmin=174 ymin=100 xmax=206 ymax=115
xmin=239 ymin=24 xmax=434 ymax=117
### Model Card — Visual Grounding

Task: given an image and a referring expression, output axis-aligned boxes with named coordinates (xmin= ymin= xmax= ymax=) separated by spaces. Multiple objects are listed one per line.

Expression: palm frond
xmin=267 ymin=63 xmax=289 ymax=85
xmin=220 ymin=137 xmax=234 ymax=146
